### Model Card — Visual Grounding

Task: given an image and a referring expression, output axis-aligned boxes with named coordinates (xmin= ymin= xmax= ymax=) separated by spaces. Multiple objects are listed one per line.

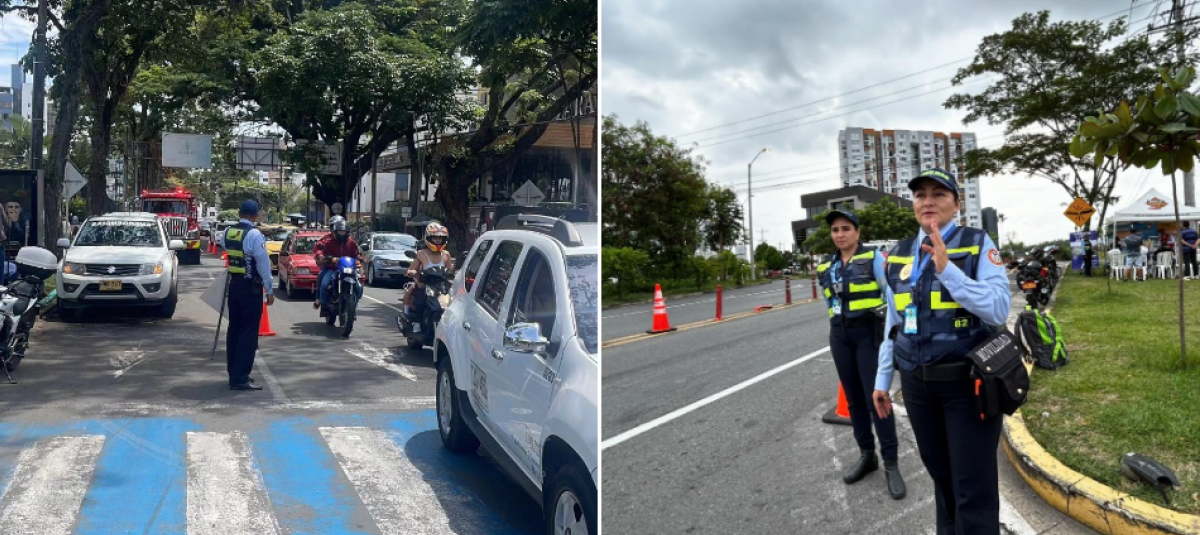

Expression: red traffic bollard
xmin=811 ymin=271 xmax=818 ymax=300
xmin=785 ymin=276 xmax=792 ymax=305
xmin=715 ymin=284 xmax=723 ymax=321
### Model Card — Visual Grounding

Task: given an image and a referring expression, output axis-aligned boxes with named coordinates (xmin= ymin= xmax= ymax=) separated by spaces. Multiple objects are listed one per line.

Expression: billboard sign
xmin=161 ymin=133 xmax=213 ymax=169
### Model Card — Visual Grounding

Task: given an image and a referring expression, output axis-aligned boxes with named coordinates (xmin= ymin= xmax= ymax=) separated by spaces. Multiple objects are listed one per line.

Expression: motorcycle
xmin=1016 ymin=256 xmax=1052 ymax=309
xmin=2 ymin=247 xmax=57 ymax=384
xmin=320 ymin=256 xmax=362 ymax=338
xmin=396 ymin=264 xmax=452 ymax=350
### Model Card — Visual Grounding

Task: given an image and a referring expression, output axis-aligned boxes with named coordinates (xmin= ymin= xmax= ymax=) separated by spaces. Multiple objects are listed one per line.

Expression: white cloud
xmin=601 ymin=0 xmax=1185 ymax=251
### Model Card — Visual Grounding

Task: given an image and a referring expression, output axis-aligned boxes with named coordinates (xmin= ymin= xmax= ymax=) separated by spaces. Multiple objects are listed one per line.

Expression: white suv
xmin=434 ymin=214 xmax=598 ymax=535
xmin=56 ymin=212 xmax=185 ymax=319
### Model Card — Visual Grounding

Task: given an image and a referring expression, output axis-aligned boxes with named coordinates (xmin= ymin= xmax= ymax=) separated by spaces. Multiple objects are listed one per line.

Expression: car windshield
xmin=566 ymin=254 xmax=598 ymax=355
xmin=373 ymin=235 xmax=416 ymax=251
xmin=142 ymin=200 xmax=189 ymax=214
xmin=293 ymin=236 xmax=319 ymax=254
xmin=75 ymin=220 xmax=163 ymax=247
xmin=266 ymin=228 xmax=292 ymax=241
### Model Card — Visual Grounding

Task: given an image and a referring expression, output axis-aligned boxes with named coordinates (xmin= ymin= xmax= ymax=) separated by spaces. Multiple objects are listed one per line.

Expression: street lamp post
xmin=747 ymin=148 xmax=769 ymax=280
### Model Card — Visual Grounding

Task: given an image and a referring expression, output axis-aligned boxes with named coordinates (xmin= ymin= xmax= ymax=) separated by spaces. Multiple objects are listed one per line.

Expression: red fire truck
xmin=139 ymin=187 xmax=202 ymax=265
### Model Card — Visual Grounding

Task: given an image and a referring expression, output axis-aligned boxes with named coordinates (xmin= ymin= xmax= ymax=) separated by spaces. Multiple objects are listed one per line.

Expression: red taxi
xmin=276 ymin=230 xmax=367 ymax=298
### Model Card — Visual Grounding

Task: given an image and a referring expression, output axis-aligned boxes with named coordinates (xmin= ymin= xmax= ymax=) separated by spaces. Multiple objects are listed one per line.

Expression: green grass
xmin=601 ymin=277 xmax=777 ymax=308
xmin=1023 ymin=273 xmax=1200 ymax=514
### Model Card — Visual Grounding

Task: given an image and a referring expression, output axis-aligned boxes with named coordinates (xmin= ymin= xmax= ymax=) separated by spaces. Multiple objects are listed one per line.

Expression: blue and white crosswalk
xmin=0 ymin=411 xmax=535 ymax=535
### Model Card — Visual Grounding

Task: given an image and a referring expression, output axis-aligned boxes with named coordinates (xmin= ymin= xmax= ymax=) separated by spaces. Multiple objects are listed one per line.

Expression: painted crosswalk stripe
xmin=321 ymin=426 xmax=467 ymax=535
xmin=0 ymin=435 xmax=106 ymax=535
xmin=185 ymin=431 xmax=281 ymax=535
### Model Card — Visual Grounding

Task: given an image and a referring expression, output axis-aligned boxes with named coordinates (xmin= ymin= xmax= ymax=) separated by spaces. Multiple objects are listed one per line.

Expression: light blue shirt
xmin=875 ymin=222 xmax=1011 ymax=391
xmin=239 ymin=218 xmax=275 ymax=295
xmin=823 ymin=248 xmax=888 ymax=314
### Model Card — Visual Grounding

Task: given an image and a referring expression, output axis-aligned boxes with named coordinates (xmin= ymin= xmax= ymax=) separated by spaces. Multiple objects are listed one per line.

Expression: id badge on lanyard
xmin=904 ymin=304 xmax=918 ymax=334
xmin=831 ymin=297 xmax=842 ymax=316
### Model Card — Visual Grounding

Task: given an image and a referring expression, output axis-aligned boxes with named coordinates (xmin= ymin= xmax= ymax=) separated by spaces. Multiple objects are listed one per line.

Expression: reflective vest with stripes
xmin=817 ymin=246 xmax=883 ymax=323
xmin=885 ymin=226 xmax=991 ymax=369
xmin=224 ymin=222 xmax=262 ymax=284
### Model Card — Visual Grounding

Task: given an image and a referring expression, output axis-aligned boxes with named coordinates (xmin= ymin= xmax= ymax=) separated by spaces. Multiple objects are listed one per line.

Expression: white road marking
xmin=344 ymin=342 xmax=418 ymax=381
xmin=362 ymin=293 xmax=403 ymax=313
xmin=601 ymin=346 xmax=831 ymax=449
xmin=254 ymin=351 xmax=292 ymax=403
xmin=863 ymin=495 xmax=936 ymax=533
xmin=185 ymin=431 xmax=281 ymax=535
xmin=0 ymin=435 xmax=106 ymax=535
xmin=89 ymin=397 xmax=436 ymax=416
xmin=111 ymin=348 xmax=153 ymax=380
xmin=321 ymin=427 xmax=464 ymax=535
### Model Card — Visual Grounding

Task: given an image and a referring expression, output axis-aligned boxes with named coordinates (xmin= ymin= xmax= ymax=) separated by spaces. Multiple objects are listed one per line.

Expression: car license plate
xmin=1021 ymin=281 xmax=1037 ymax=290
xmin=100 ymin=280 xmax=122 ymax=291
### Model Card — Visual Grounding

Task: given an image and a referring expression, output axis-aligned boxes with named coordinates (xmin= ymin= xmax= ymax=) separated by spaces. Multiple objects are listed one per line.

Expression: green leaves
xmin=1180 ymin=92 xmax=1200 ymax=118
xmin=1155 ymin=94 xmax=1179 ymax=120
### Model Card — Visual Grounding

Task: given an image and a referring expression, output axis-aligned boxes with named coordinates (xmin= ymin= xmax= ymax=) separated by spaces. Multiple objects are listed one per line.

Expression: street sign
xmin=1063 ymin=197 xmax=1096 ymax=227
xmin=64 ymin=161 xmax=85 ymax=198
xmin=512 ymin=180 xmax=545 ymax=207
xmin=332 ymin=202 xmax=344 ymax=215
xmin=162 ymin=133 xmax=213 ymax=169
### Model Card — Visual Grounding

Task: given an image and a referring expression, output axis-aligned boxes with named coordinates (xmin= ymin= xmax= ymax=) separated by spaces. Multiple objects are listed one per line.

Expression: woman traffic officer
xmin=873 ymin=168 xmax=1011 ymax=535
xmin=816 ymin=209 xmax=906 ymax=499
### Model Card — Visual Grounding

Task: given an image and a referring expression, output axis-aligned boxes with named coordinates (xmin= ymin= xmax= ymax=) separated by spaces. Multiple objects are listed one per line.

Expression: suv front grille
xmin=84 ymin=264 xmax=140 ymax=276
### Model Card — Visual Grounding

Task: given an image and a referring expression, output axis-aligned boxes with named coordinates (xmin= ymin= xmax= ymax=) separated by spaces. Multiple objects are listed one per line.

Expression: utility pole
xmin=747 ymin=148 xmax=769 ymax=280
xmin=30 ymin=0 xmax=47 ymax=243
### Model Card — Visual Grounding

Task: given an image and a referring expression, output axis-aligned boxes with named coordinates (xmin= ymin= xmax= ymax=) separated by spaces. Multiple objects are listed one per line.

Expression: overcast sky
xmin=602 ymin=0 xmax=1195 ymax=251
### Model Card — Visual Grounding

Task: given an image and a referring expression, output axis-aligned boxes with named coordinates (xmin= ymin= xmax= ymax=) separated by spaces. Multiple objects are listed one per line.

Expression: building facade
xmin=838 ymin=127 xmax=982 ymax=229
xmin=790 ymin=185 xmax=914 ymax=251
xmin=981 ymin=207 xmax=998 ymax=238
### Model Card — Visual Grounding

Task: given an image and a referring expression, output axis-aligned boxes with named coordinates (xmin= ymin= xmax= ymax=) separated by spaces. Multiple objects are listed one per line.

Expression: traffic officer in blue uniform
xmin=873 ymin=168 xmax=1011 ymax=535
xmin=816 ymin=209 xmax=906 ymax=499
xmin=223 ymin=200 xmax=275 ymax=391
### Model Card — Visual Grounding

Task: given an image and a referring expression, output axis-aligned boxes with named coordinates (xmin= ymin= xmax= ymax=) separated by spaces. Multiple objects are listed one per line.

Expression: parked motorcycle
xmin=396 ymin=263 xmax=452 ymax=350
xmin=2 ymin=247 xmax=57 ymax=383
xmin=1016 ymin=257 xmax=1052 ymax=309
xmin=320 ymin=256 xmax=362 ymax=338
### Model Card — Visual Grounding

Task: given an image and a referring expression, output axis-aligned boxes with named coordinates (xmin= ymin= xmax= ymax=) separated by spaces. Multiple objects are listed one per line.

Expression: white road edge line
xmin=601 ymin=346 xmax=831 ymax=450
xmin=254 ymin=351 xmax=292 ymax=403
xmin=362 ymin=293 xmax=403 ymax=313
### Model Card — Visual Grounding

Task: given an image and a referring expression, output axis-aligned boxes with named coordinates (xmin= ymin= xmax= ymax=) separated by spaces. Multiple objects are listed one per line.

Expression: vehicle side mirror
xmin=169 ymin=239 xmax=185 ymax=250
xmin=404 ymin=249 xmax=417 ymax=259
xmin=503 ymin=322 xmax=549 ymax=355
xmin=56 ymin=238 xmax=71 ymax=248
xmin=360 ymin=243 xmax=369 ymax=252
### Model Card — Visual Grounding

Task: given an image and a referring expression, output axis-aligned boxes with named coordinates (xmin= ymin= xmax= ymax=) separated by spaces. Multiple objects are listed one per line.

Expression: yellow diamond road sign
xmin=1064 ymin=197 xmax=1096 ymax=227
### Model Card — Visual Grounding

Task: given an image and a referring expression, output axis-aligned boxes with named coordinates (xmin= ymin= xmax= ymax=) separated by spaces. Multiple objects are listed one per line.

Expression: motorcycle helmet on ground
xmin=425 ymin=222 xmax=448 ymax=253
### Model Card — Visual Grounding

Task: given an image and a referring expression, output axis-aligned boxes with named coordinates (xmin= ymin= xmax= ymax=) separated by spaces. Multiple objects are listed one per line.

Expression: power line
xmin=673 ymin=2 xmax=1159 ymax=141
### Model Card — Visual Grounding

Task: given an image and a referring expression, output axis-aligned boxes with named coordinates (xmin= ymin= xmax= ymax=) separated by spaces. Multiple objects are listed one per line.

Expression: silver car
xmin=361 ymin=232 xmax=419 ymax=287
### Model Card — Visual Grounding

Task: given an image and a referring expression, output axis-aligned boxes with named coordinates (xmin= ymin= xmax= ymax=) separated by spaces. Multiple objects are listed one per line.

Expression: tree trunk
xmin=86 ymin=116 xmax=113 ymax=215
xmin=435 ymin=162 xmax=471 ymax=260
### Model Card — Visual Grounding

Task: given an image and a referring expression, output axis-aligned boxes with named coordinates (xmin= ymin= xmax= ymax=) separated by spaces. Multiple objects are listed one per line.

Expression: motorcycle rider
xmin=403 ymin=222 xmax=454 ymax=318
xmin=312 ymin=217 xmax=364 ymax=311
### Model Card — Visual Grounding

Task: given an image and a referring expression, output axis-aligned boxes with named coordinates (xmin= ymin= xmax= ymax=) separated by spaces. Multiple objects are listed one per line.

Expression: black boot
xmin=843 ymin=450 xmax=878 ymax=484
xmin=884 ymin=460 xmax=906 ymax=499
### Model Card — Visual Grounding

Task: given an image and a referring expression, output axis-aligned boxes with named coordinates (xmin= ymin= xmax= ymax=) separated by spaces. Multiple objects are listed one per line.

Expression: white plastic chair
xmin=1109 ymin=251 xmax=1126 ymax=280
xmin=1156 ymin=251 xmax=1175 ymax=279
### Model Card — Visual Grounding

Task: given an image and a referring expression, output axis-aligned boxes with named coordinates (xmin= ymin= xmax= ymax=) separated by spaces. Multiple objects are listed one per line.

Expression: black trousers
xmin=1184 ymin=249 xmax=1198 ymax=278
xmin=1083 ymin=252 xmax=1093 ymax=277
xmin=901 ymin=369 xmax=1003 ymax=535
xmin=226 ymin=277 xmax=264 ymax=385
xmin=829 ymin=320 xmax=898 ymax=461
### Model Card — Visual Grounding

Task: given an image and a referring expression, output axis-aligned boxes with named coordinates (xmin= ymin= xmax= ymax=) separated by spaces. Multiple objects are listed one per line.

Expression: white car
xmin=56 ymin=212 xmax=185 ymax=319
xmin=433 ymin=214 xmax=598 ymax=535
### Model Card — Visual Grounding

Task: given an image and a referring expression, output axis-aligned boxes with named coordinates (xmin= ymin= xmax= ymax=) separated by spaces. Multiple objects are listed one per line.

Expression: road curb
xmin=601 ymin=297 xmax=818 ymax=348
xmin=1001 ymin=273 xmax=1200 ymax=535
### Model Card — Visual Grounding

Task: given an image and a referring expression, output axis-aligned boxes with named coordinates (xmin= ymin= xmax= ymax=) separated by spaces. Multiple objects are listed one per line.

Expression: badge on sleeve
xmin=899 ymin=263 xmax=913 ymax=281
xmin=988 ymin=249 xmax=1003 ymax=266
xmin=904 ymin=304 xmax=918 ymax=334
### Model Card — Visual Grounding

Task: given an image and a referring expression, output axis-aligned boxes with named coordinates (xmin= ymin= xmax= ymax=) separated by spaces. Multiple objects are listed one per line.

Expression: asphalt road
xmin=602 ymin=279 xmax=814 ymax=341
xmin=601 ymin=273 xmax=1088 ymax=535
xmin=0 ymin=251 xmax=541 ymax=535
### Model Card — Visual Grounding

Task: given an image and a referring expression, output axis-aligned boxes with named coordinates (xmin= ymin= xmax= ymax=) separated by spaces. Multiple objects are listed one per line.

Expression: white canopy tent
xmin=1107 ymin=188 xmax=1200 ymax=245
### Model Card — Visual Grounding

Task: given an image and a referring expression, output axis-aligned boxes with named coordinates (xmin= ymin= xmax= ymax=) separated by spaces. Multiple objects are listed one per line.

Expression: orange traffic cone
xmin=821 ymin=383 xmax=853 ymax=426
xmin=645 ymin=284 xmax=677 ymax=334
xmin=258 ymin=291 xmax=276 ymax=336
xmin=222 ymin=251 xmax=228 ymax=267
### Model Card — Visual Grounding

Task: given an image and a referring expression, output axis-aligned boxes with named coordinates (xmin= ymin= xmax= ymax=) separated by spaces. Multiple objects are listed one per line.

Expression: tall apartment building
xmin=838 ymin=127 xmax=983 ymax=229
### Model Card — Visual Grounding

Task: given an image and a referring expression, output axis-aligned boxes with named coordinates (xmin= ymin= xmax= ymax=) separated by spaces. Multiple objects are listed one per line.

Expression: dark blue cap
xmin=825 ymin=209 xmax=859 ymax=228
xmin=907 ymin=168 xmax=960 ymax=199
xmin=239 ymin=200 xmax=260 ymax=216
